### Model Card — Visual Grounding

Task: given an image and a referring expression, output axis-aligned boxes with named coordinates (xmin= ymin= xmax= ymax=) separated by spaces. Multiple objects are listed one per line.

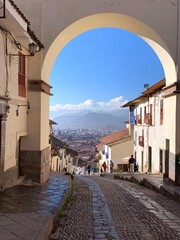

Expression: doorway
xmin=141 ymin=151 xmax=144 ymax=172
xmin=164 ymin=139 xmax=169 ymax=178
xmin=148 ymin=146 xmax=152 ymax=173
xmin=18 ymin=137 xmax=22 ymax=177
xmin=159 ymin=149 xmax=163 ymax=174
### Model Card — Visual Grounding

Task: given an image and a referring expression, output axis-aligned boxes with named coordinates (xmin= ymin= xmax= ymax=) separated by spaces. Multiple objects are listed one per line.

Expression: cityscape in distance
xmin=52 ymin=109 xmax=129 ymax=163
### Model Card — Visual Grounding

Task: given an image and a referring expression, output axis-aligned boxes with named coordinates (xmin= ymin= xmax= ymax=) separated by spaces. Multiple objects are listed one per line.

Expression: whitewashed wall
xmin=134 ymin=91 xmax=164 ymax=173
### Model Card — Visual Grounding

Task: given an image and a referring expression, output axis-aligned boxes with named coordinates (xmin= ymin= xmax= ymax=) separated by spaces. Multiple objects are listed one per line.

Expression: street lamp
xmin=9 ymin=42 xmax=38 ymax=63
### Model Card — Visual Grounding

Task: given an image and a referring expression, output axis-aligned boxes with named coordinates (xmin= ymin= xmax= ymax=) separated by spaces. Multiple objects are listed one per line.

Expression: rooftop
xmin=123 ymin=78 xmax=166 ymax=107
xmin=99 ymin=128 xmax=130 ymax=145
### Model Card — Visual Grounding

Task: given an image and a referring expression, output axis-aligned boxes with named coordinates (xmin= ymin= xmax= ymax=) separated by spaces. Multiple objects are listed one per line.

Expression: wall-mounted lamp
xmin=16 ymin=101 xmax=30 ymax=116
xmin=9 ymin=43 xmax=39 ymax=64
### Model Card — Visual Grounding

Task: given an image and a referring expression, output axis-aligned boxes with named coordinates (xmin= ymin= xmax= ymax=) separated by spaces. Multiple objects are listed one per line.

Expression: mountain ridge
xmin=53 ymin=110 xmax=128 ymax=130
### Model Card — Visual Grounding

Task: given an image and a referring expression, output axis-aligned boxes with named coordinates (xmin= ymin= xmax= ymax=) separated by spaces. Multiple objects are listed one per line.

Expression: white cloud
xmin=50 ymin=96 xmax=128 ymax=114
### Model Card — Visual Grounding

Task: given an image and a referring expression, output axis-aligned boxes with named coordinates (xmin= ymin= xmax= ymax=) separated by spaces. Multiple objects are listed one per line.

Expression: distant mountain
xmin=53 ymin=110 xmax=128 ymax=130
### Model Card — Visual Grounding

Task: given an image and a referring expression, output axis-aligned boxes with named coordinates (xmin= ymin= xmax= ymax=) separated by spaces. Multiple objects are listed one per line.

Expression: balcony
xmin=136 ymin=115 xmax=142 ymax=124
xmin=144 ymin=113 xmax=152 ymax=125
xmin=139 ymin=136 xmax=144 ymax=147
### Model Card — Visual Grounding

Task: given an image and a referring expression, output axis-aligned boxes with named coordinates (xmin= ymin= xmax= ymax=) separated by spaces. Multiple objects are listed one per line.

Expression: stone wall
xmin=20 ymin=147 xmax=50 ymax=183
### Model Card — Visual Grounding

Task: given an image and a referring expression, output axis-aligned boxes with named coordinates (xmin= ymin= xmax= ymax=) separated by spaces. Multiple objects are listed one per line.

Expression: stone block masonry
xmin=20 ymin=147 xmax=50 ymax=183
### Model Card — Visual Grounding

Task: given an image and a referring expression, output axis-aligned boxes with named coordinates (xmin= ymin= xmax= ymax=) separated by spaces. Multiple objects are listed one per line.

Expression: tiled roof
xmin=123 ymin=78 xmax=165 ymax=107
xmin=27 ymin=26 xmax=44 ymax=49
xmin=142 ymin=78 xmax=165 ymax=95
xmin=49 ymin=119 xmax=57 ymax=125
xmin=66 ymin=148 xmax=78 ymax=157
xmin=8 ymin=0 xmax=44 ymax=48
xmin=51 ymin=135 xmax=66 ymax=148
xmin=99 ymin=128 xmax=130 ymax=145
xmin=96 ymin=143 xmax=103 ymax=151
xmin=9 ymin=0 xmax=30 ymax=24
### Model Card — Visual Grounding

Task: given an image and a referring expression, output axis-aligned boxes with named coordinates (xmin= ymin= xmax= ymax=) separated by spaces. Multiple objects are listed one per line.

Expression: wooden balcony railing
xmin=144 ymin=113 xmax=152 ymax=125
xmin=136 ymin=115 xmax=142 ymax=124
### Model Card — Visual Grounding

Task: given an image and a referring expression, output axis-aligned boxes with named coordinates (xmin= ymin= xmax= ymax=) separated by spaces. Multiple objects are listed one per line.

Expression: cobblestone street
xmin=50 ymin=176 xmax=180 ymax=240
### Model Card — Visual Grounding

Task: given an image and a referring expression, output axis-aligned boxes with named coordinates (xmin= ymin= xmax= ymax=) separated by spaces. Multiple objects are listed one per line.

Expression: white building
xmin=123 ymin=79 xmax=165 ymax=174
xmin=51 ymin=135 xmax=78 ymax=174
xmin=98 ymin=126 xmax=133 ymax=173
xmin=51 ymin=135 xmax=67 ymax=172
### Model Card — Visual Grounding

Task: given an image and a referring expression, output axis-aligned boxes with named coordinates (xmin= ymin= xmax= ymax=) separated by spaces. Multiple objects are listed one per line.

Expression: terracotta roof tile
xmin=99 ymin=128 xmax=130 ymax=145
xmin=66 ymin=148 xmax=78 ymax=157
xmin=49 ymin=119 xmax=57 ymax=125
xmin=8 ymin=0 xmax=44 ymax=48
xmin=27 ymin=26 xmax=44 ymax=49
xmin=51 ymin=135 xmax=66 ymax=148
xmin=9 ymin=0 xmax=30 ymax=24
xmin=96 ymin=143 xmax=103 ymax=151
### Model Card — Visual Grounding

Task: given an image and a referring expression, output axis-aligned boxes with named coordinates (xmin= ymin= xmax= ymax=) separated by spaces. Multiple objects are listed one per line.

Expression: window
xmin=136 ymin=107 xmax=142 ymax=124
xmin=160 ymin=99 xmax=163 ymax=124
xmin=144 ymin=106 xmax=146 ymax=114
xmin=18 ymin=53 xmax=26 ymax=97
xmin=144 ymin=104 xmax=152 ymax=125
xmin=139 ymin=130 xmax=144 ymax=147
xmin=139 ymin=136 xmax=144 ymax=146
xmin=134 ymin=131 xmax=137 ymax=146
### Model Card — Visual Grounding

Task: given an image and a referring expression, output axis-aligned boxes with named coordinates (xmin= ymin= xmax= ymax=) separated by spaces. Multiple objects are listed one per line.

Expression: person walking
xmin=102 ymin=161 xmax=107 ymax=173
xmin=129 ymin=155 xmax=136 ymax=174
xmin=110 ymin=160 xmax=114 ymax=173
xmin=87 ymin=165 xmax=92 ymax=175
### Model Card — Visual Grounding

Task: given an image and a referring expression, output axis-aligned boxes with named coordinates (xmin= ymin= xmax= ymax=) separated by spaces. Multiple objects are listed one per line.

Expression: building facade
xmin=0 ymin=0 xmax=49 ymax=189
xmin=98 ymin=127 xmax=134 ymax=173
xmin=123 ymin=79 xmax=167 ymax=175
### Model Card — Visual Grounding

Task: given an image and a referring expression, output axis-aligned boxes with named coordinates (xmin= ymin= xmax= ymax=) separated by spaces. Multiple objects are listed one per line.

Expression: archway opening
xmin=49 ymin=27 xmax=165 ymax=123
xmin=42 ymin=13 xmax=176 ymax=87
xmin=41 ymin=12 xmax=178 ymax=182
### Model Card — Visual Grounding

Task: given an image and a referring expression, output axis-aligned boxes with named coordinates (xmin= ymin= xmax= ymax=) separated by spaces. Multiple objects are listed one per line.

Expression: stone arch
xmin=41 ymin=13 xmax=176 ymax=86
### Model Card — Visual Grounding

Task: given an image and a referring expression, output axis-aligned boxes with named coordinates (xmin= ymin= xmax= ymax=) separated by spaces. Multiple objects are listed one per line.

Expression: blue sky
xmin=50 ymin=28 xmax=164 ymax=117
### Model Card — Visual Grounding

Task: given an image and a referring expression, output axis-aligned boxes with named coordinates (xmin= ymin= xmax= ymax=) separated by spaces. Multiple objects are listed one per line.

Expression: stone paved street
xmin=50 ymin=177 xmax=94 ymax=240
xmin=50 ymin=175 xmax=180 ymax=240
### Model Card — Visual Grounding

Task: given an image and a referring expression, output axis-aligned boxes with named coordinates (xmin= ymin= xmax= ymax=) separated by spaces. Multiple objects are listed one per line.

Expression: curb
xmin=174 ymin=191 xmax=180 ymax=203
xmin=35 ymin=187 xmax=72 ymax=240
xmin=142 ymin=178 xmax=160 ymax=193
xmin=48 ymin=177 xmax=74 ymax=240
xmin=159 ymin=185 xmax=175 ymax=200
xmin=113 ymin=174 xmax=180 ymax=203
